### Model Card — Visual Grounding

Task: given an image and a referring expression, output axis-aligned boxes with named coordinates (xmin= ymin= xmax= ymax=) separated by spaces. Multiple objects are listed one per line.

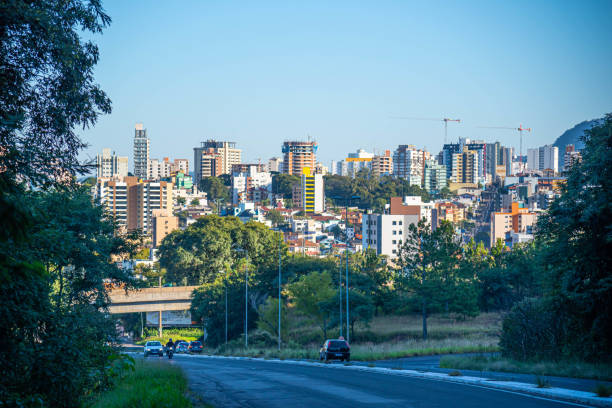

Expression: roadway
xmin=157 ymin=354 xmax=596 ymax=408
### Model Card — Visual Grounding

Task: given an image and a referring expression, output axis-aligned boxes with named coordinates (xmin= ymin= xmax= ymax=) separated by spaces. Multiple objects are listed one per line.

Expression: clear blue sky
xmin=80 ymin=0 xmax=612 ymax=169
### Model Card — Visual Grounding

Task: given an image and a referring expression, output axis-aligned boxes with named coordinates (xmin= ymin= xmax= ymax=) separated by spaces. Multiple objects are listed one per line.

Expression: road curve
xmin=164 ymin=355 xmax=592 ymax=408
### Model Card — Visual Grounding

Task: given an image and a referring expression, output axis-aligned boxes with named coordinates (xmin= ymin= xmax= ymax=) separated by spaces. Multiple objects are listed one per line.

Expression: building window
xmin=392 ymin=240 xmax=397 ymax=244
xmin=392 ymin=221 xmax=397 ymax=225
xmin=399 ymin=221 xmax=403 ymax=225
xmin=393 ymin=230 xmax=397 ymax=235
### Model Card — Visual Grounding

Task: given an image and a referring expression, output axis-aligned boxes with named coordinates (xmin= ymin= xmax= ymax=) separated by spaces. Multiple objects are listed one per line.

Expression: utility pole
xmin=278 ymin=231 xmax=282 ymax=350
xmin=245 ymin=253 xmax=248 ymax=348
xmin=346 ymin=248 xmax=349 ymax=343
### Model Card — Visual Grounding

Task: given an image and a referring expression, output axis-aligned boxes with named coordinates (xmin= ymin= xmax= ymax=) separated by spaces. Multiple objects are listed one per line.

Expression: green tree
xmin=256 ymin=297 xmax=288 ymax=341
xmin=176 ymin=196 xmax=186 ymax=206
xmin=199 ymin=176 xmax=230 ymax=211
xmin=287 ymin=271 xmax=336 ymax=339
xmin=191 ymin=198 xmax=200 ymax=206
xmin=266 ymin=209 xmax=285 ymax=226
xmin=396 ymin=220 xmax=461 ymax=340
xmin=272 ymin=173 xmax=300 ymax=198
xmin=533 ymin=114 xmax=612 ymax=361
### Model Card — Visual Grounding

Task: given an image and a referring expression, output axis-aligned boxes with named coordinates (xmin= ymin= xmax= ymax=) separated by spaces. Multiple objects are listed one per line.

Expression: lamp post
xmin=277 ymin=230 xmax=282 ymax=350
xmin=233 ymin=246 xmax=249 ymax=348
xmin=331 ymin=194 xmax=360 ymax=344
xmin=220 ymin=270 xmax=228 ymax=347
xmin=334 ymin=254 xmax=343 ymax=338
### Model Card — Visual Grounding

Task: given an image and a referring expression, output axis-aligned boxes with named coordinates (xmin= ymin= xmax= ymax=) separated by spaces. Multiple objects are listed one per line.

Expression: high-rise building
xmin=423 ymin=159 xmax=447 ymax=192
xmin=371 ymin=150 xmax=393 ymax=177
xmin=282 ymin=141 xmax=317 ymax=175
xmin=293 ymin=167 xmax=324 ymax=214
xmin=171 ymin=159 xmax=189 ymax=175
xmin=133 ymin=123 xmax=149 ymax=180
xmin=527 ymin=145 xmax=559 ymax=173
xmin=193 ymin=140 xmax=241 ymax=186
xmin=393 ymin=145 xmax=430 ymax=186
xmin=268 ymin=157 xmax=283 ymax=173
xmin=95 ymin=176 xmax=173 ymax=235
xmin=96 ymin=148 xmax=128 ymax=179
xmin=451 ymin=146 xmax=479 ymax=184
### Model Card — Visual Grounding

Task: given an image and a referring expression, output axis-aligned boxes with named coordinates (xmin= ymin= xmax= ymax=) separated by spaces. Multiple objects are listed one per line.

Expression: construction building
xmin=282 ymin=140 xmax=317 ymax=175
xmin=371 ymin=150 xmax=393 ymax=177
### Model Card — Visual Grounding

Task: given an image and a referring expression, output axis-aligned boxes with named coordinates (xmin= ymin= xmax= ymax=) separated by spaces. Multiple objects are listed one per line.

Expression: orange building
xmin=282 ymin=141 xmax=317 ymax=175
xmin=490 ymin=202 xmax=539 ymax=247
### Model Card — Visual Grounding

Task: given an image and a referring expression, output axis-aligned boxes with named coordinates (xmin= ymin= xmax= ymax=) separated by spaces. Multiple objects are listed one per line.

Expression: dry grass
xmin=440 ymin=355 xmax=612 ymax=381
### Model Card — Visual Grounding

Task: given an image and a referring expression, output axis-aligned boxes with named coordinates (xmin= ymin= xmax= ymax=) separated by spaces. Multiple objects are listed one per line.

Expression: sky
xmin=80 ymin=0 xmax=612 ymax=170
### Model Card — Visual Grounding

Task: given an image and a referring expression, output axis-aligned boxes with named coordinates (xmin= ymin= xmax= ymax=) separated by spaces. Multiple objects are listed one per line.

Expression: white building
xmin=232 ymin=165 xmax=273 ymax=205
xmin=293 ymin=167 xmax=325 ymax=214
xmin=133 ymin=123 xmax=150 ymax=180
xmin=393 ymin=145 xmax=430 ymax=186
xmin=362 ymin=213 xmax=420 ymax=258
xmin=527 ymin=145 xmax=559 ymax=173
xmin=96 ymin=148 xmax=128 ymax=179
xmin=268 ymin=157 xmax=283 ymax=173
xmin=148 ymin=158 xmax=172 ymax=181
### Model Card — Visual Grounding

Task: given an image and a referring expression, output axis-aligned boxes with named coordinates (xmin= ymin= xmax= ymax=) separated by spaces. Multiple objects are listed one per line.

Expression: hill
xmin=553 ymin=118 xmax=602 ymax=165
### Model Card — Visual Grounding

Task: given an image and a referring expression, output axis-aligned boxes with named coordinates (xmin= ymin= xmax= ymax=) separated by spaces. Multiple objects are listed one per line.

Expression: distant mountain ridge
xmin=553 ymin=118 xmax=603 ymax=165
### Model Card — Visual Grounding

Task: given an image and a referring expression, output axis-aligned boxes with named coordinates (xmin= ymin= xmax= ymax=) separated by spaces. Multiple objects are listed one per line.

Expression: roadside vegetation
xmin=92 ymin=360 xmax=192 ymax=408
xmin=136 ymin=328 xmax=204 ymax=346
xmin=440 ymin=355 xmax=612 ymax=382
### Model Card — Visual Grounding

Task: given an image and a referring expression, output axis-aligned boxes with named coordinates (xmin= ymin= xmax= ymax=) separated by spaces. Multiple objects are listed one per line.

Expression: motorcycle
xmin=166 ymin=346 xmax=174 ymax=359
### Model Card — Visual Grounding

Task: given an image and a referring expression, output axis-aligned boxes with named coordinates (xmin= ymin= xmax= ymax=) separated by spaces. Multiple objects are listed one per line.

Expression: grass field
xmin=440 ymin=354 xmax=612 ymax=381
xmin=93 ymin=360 xmax=193 ymax=408
xmin=212 ymin=312 xmax=501 ymax=361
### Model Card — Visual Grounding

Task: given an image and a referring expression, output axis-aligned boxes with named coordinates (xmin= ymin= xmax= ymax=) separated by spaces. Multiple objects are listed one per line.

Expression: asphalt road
xmin=162 ymin=355 xmax=592 ymax=408
xmin=348 ymin=354 xmax=612 ymax=393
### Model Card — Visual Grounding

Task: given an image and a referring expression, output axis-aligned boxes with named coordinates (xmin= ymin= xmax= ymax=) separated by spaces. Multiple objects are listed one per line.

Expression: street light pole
xmin=346 ymin=247 xmax=349 ymax=344
xmin=278 ymin=231 xmax=282 ymax=350
xmin=224 ymin=272 xmax=228 ymax=347
xmin=338 ymin=256 xmax=343 ymax=338
xmin=245 ymin=253 xmax=248 ymax=348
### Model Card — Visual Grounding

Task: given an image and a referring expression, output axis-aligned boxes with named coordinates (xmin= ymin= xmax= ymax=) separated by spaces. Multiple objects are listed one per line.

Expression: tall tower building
xmin=293 ymin=167 xmax=324 ymax=214
xmin=282 ymin=141 xmax=317 ymax=175
xmin=371 ymin=150 xmax=393 ymax=177
xmin=133 ymin=123 xmax=150 ymax=179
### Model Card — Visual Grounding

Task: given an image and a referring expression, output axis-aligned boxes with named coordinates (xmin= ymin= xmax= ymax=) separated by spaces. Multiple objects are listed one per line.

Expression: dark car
xmin=320 ymin=339 xmax=350 ymax=362
xmin=189 ymin=341 xmax=203 ymax=353
xmin=176 ymin=342 xmax=189 ymax=354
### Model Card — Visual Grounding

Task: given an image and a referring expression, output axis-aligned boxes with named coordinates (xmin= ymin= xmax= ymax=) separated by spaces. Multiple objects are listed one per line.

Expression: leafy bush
xmin=594 ymin=384 xmax=611 ymax=398
xmin=499 ymin=298 xmax=562 ymax=361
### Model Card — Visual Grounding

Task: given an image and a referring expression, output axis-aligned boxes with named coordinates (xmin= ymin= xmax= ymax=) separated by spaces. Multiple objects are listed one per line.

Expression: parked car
xmin=176 ymin=342 xmax=189 ymax=353
xmin=319 ymin=339 xmax=350 ymax=362
xmin=144 ymin=341 xmax=164 ymax=357
xmin=189 ymin=341 xmax=203 ymax=353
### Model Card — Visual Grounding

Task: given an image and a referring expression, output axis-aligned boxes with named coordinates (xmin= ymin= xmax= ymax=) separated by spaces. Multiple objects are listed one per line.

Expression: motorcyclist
xmin=166 ymin=338 xmax=175 ymax=353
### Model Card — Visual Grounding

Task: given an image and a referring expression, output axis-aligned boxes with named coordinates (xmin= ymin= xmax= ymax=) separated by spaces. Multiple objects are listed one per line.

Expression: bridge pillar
xmin=158 ymin=310 xmax=163 ymax=337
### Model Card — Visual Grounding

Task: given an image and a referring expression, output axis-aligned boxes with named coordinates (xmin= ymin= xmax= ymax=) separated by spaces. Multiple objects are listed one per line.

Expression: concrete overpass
xmin=108 ymin=286 xmax=199 ymax=335
xmin=108 ymin=286 xmax=199 ymax=314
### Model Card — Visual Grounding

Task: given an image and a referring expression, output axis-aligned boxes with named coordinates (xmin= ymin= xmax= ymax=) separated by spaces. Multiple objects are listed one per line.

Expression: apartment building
xmin=371 ymin=150 xmax=393 ymax=177
xmin=151 ymin=209 xmax=179 ymax=247
xmin=563 ymin=145 xmax=582 ymax=172
xmin=147 ymin=158 xmax=172 ymax=180
xmin=96 ymin=148 xmax=128 ymax=179
xmin=232 ymin=165 xmax=272 ymax=205
xmin=95 ymin=176 xmax=173 ymax=235
xmin=282 ymin=141 xmax=317 ymax=175
xmin=393 ymin=145 xmax=430 ymax=186
xmin=423 ymin=159 xmax=447 ymax=192
xmin=527 ymin=144 xmax=559 ymax=173
xmin=490 ymin=202 xmax=539 ymax=247
xmin=292 ymin=167 xmax=324 ymax=214
xmin=268 ymin=157 xmax=283 ymax=172
xmin=362 ymin=213 xmax=419 ymax=258
xmin=133 ymin=123 xmax=149 ymax=179
xmin=390 ymin=196 xmax=435 ymax=226
xmin=451 ymin=146 xmax=479 ymax=184
xmin=193 ymin=140 xmax=242 ymax=186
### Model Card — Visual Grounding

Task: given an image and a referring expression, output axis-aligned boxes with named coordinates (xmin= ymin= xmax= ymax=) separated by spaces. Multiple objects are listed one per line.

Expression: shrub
xmin=536 ymin=376 xmax=551 ymax=388
xmin=499 ymin=298 xmax=562 ymax=361
xmin=448 ymin=370 xmax=462 ymax=377
xmin=594 ymin=384 xmax=611 ymax=398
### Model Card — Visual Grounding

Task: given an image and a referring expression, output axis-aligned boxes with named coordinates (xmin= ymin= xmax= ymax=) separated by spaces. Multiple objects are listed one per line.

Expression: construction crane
xmin=477 ymin=124 xmax=532 ymax=171
xmin=390 ymin=117 xmax=461 ymax=144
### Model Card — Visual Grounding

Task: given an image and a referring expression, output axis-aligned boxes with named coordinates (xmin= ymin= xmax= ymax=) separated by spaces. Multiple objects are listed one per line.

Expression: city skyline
xmin=79 ymin=1 xmax=611 ymax=167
